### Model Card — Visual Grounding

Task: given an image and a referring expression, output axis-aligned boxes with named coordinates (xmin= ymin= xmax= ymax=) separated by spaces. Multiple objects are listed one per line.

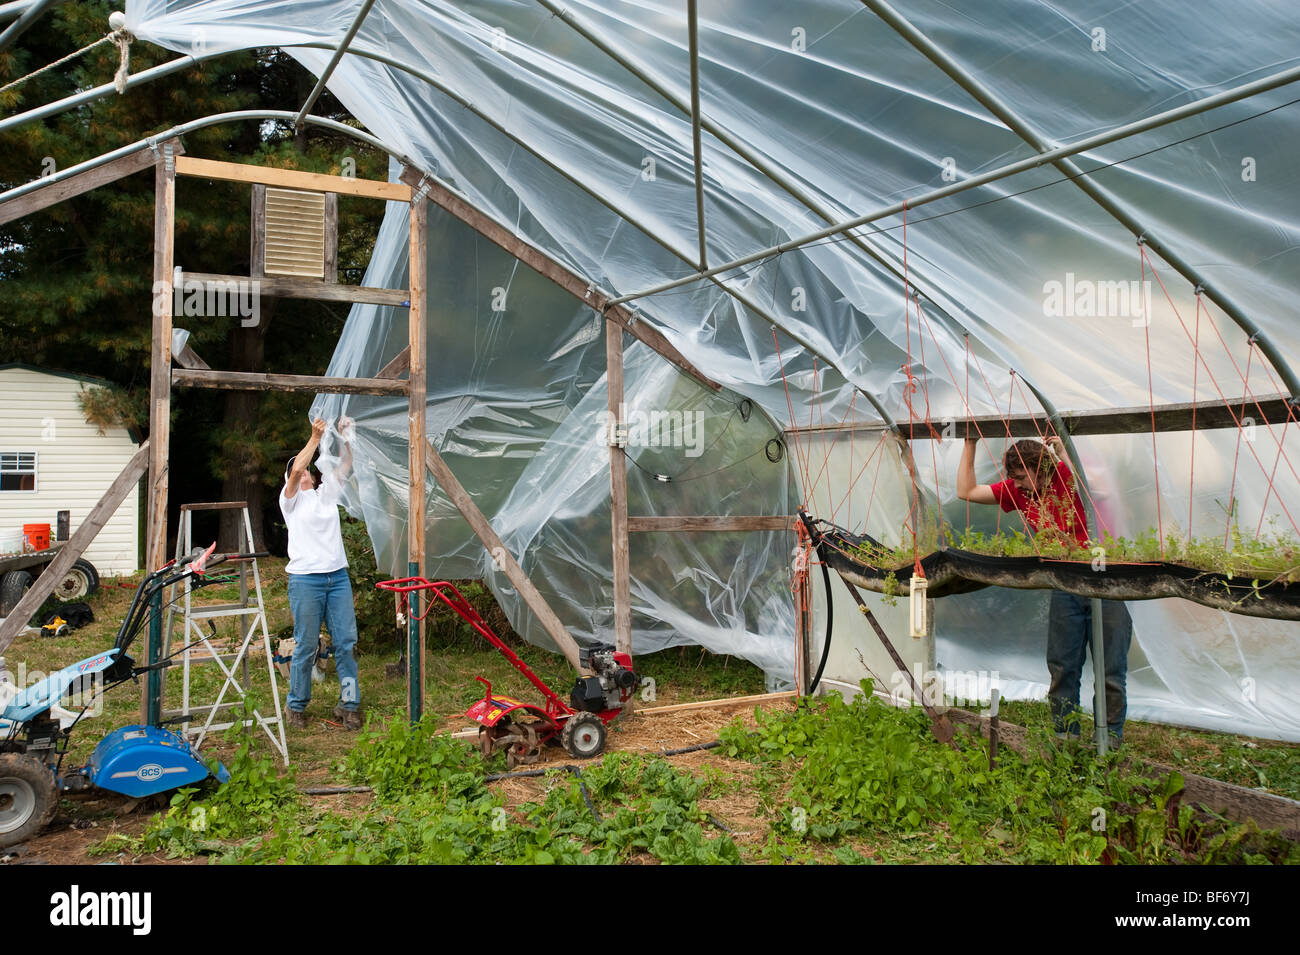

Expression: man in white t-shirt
xmin=280 ymin=416 xmax=362 ymax=730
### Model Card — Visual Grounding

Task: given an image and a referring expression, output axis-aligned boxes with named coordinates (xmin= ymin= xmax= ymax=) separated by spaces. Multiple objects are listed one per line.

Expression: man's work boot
xmin=333 ymin=705 xmax=363 ymax=731
xmin=287 ymin=708 xmax=310 ymax=729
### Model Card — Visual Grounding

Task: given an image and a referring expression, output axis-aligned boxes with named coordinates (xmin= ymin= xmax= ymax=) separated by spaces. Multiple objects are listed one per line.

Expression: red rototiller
xmin=376 ymin=578 xmax=638 ymax=767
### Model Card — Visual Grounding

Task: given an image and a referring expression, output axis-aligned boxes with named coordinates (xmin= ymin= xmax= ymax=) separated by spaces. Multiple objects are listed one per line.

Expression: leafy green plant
xmin=125 ymin=726 xmax=300 ymax=857
xmin=719 ymin=684 xmax=1300 ymax=865
xmin=230 ymin=719 xmax=738 ymax=865
xmin=343 ymin=714 xmax=485 ymax=798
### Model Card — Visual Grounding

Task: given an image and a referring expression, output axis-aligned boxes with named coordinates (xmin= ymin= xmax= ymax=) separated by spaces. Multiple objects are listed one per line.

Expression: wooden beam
xmin=423 ymin=439 xmax=585 ymax=671
xmin=0 ymin=139 xmax=183 ymax=227
xmin=180 ymin=271 xmax=409 ymax=308
xmin=171 ymin=368 xmax=408 ymax=396
xmin=175 ymin=155 xmax=410 ymax=202
xmin=635 ymin=690 xmax=797 ymax=716
xmin=148 ymin=147 xmax=176 ymax=576
xmin=790 ymin=394 xmax=1295 ymax=441
xmin=397 ymin=167 xmax=719 ymax=392
xmin=323 ymin=191 xmax=338 ymax=282
xmin=607 ymin=319 xmax=633 ymax=667
xmin=250 ymin=184 xmax=266 ymax=278
xmin=408 ymin=193 xmax=428 ymax=722
xmin=627 ymin=515 xmax=796 ymax=532
xmin=0 ymin=443 xmax=150 ymax=654
xmin=376 ymin=346 xmax=411 ymax=380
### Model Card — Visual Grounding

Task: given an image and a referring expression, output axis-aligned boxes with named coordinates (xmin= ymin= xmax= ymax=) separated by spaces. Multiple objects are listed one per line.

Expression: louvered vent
xmin=263 ymin=187 xmax=326 ymax=278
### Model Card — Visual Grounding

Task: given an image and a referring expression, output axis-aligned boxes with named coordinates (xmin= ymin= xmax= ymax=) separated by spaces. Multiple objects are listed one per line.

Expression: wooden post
xmin=407 ymin=189 xmax=428 ymax=723
xmin=144 ymin=143 xmax=176 ymax=723
xmin=0 ymin=443 xmax=150 ymax=654
xmin=606 ymin=320 xmax=633 ymax=670
xmin=147 ymin=143 xmax=175 ymax=574
xmin=423 ymin=441 xmax=584 ymax=670
xmin=251 ymin=183 xmax=266 ymax=278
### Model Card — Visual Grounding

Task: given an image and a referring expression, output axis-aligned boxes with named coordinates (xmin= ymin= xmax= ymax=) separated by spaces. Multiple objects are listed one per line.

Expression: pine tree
xmin=0 ymin=3 xmax=387 ymax=554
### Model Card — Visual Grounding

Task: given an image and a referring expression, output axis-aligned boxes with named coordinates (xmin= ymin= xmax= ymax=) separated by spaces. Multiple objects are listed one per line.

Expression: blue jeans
xmin=1046 ymin=592 xmax=1132 ymax=742
xmin=287 ymin=569 xmax=360 ymax=713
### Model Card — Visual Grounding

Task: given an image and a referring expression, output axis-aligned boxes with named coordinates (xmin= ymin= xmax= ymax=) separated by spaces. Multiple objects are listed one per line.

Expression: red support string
xmin=911 ymin=305 xmax=1014 ymax=531
xmin=1225 ymin=345 xmax=1252 ymax=545
xmin=1189 ymin=294 xmax=1201 ymax=541
xmin=861 ymin=437 xmax=890 ymax=536
xmin=1250 ymin=343 xmax=1300 ymax=426
xmin=965 ymin=336 xmax=971 ymax=528
xmin=803 ymin=359 xmax=851 ymax=518
xmin=1139 ymin=248 xmax=1300 ymax=538
xmin=1139 ymin=248 xmax=1166 ymax=557
xmin=912 ymin=292 xmax=945 ymax=541
xmin=1252 ymin=341 xmax=1292 ymax=538
xmin=772 ymin=328 xmax=813 ymax=505
xmin=831 ymin=426 xmax=886 ymax=524
xmin=962 ymin=350 xmax=1049 ymax=558
xmin=901 ymin=200 xmax=923 ymax=567
xmin=1188 ymin=272 xmax=1300 ymax=489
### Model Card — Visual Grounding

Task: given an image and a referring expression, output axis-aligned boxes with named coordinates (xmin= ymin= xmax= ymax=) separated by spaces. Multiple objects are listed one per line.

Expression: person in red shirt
xmin=957 ymin=435 xmax=1133 ymax=744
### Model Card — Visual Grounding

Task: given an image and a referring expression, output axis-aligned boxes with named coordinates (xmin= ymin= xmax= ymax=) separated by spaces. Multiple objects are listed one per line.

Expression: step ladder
xmin=161 ymin=502 xmax=288 ymax=764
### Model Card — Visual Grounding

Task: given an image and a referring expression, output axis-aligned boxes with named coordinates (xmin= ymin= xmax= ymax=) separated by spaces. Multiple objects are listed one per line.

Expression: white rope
xmin=111 ymin=27 xmax=132 ymax=94
xmin=0 ymin=29 xmax=132 ymax=96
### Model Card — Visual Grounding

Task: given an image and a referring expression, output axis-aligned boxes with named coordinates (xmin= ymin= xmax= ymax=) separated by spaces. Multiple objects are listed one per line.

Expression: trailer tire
xmin=0 ymin=753 xmax=58 ymax=848
xmin=0 ymin=570 xmax=32 ymax=617
xmin=51 ymin=559 xmax=99 ymax=602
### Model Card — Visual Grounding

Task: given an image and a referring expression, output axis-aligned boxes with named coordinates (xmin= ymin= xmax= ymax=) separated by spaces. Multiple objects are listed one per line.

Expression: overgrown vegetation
xmin=89 ymin=686 xmax=1297 ymax=865
xmin=718 ymin=685 xmax=1299 ymax=864
xmin=101 ymin=716 xmax=739 ymax=864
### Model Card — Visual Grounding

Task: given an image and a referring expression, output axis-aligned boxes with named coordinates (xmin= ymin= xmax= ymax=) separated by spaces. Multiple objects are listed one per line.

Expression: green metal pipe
xmin=407 ymin=560 xmax=422 ymax=723
xmin=146 ymin=585 xmax=163 ymax=727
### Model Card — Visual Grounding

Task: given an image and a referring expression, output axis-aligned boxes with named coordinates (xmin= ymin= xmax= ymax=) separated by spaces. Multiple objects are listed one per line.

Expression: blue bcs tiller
xmin=0 ymin=544 xmax=263 ymax=847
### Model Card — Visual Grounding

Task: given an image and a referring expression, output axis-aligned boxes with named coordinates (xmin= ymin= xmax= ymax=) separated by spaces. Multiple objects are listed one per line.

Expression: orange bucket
xmin=23 ymin=523 xmax=50 ymax=551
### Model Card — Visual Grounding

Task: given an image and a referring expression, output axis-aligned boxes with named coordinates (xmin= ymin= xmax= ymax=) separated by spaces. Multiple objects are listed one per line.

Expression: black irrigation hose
xmin=660 ymin=740 xmax=721 ymax=756
xmin=808 ymin=551 xmax=834 ymax=695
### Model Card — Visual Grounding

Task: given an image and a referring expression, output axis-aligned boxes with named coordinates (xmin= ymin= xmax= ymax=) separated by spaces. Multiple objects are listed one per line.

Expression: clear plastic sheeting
xmin=311 ymin=196 xmax=799 ymax=683
xmin=128 ymin=1 xmax=1300 ymax=737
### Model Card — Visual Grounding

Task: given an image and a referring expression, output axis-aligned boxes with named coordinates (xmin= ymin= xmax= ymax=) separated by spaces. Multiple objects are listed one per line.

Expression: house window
xmin=0 ymin=452 xmax=37 ymax=492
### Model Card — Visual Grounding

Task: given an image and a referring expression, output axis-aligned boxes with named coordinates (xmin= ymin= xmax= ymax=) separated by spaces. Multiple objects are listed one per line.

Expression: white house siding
xmin=0 ymin=367 xmax=140 ymax=575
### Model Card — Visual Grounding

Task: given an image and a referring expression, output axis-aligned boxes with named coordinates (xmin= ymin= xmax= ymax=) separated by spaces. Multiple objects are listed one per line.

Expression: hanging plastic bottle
xmin=909 ymin=573 xmax=928 ymax=640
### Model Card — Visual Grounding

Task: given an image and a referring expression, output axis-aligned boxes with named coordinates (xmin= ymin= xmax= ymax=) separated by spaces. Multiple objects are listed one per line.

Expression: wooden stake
xmin=144 ymin=144 xmax=176 ymax=723
xmin=147 ymin=145 xmax=176 ymax=575
xmin=407 ymin=191 xmax=428 ymax=722
xmin=423 ymin=440 xmax=584 ymax=671
xmin=607 ymin=319 xmax=632 ymax=670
